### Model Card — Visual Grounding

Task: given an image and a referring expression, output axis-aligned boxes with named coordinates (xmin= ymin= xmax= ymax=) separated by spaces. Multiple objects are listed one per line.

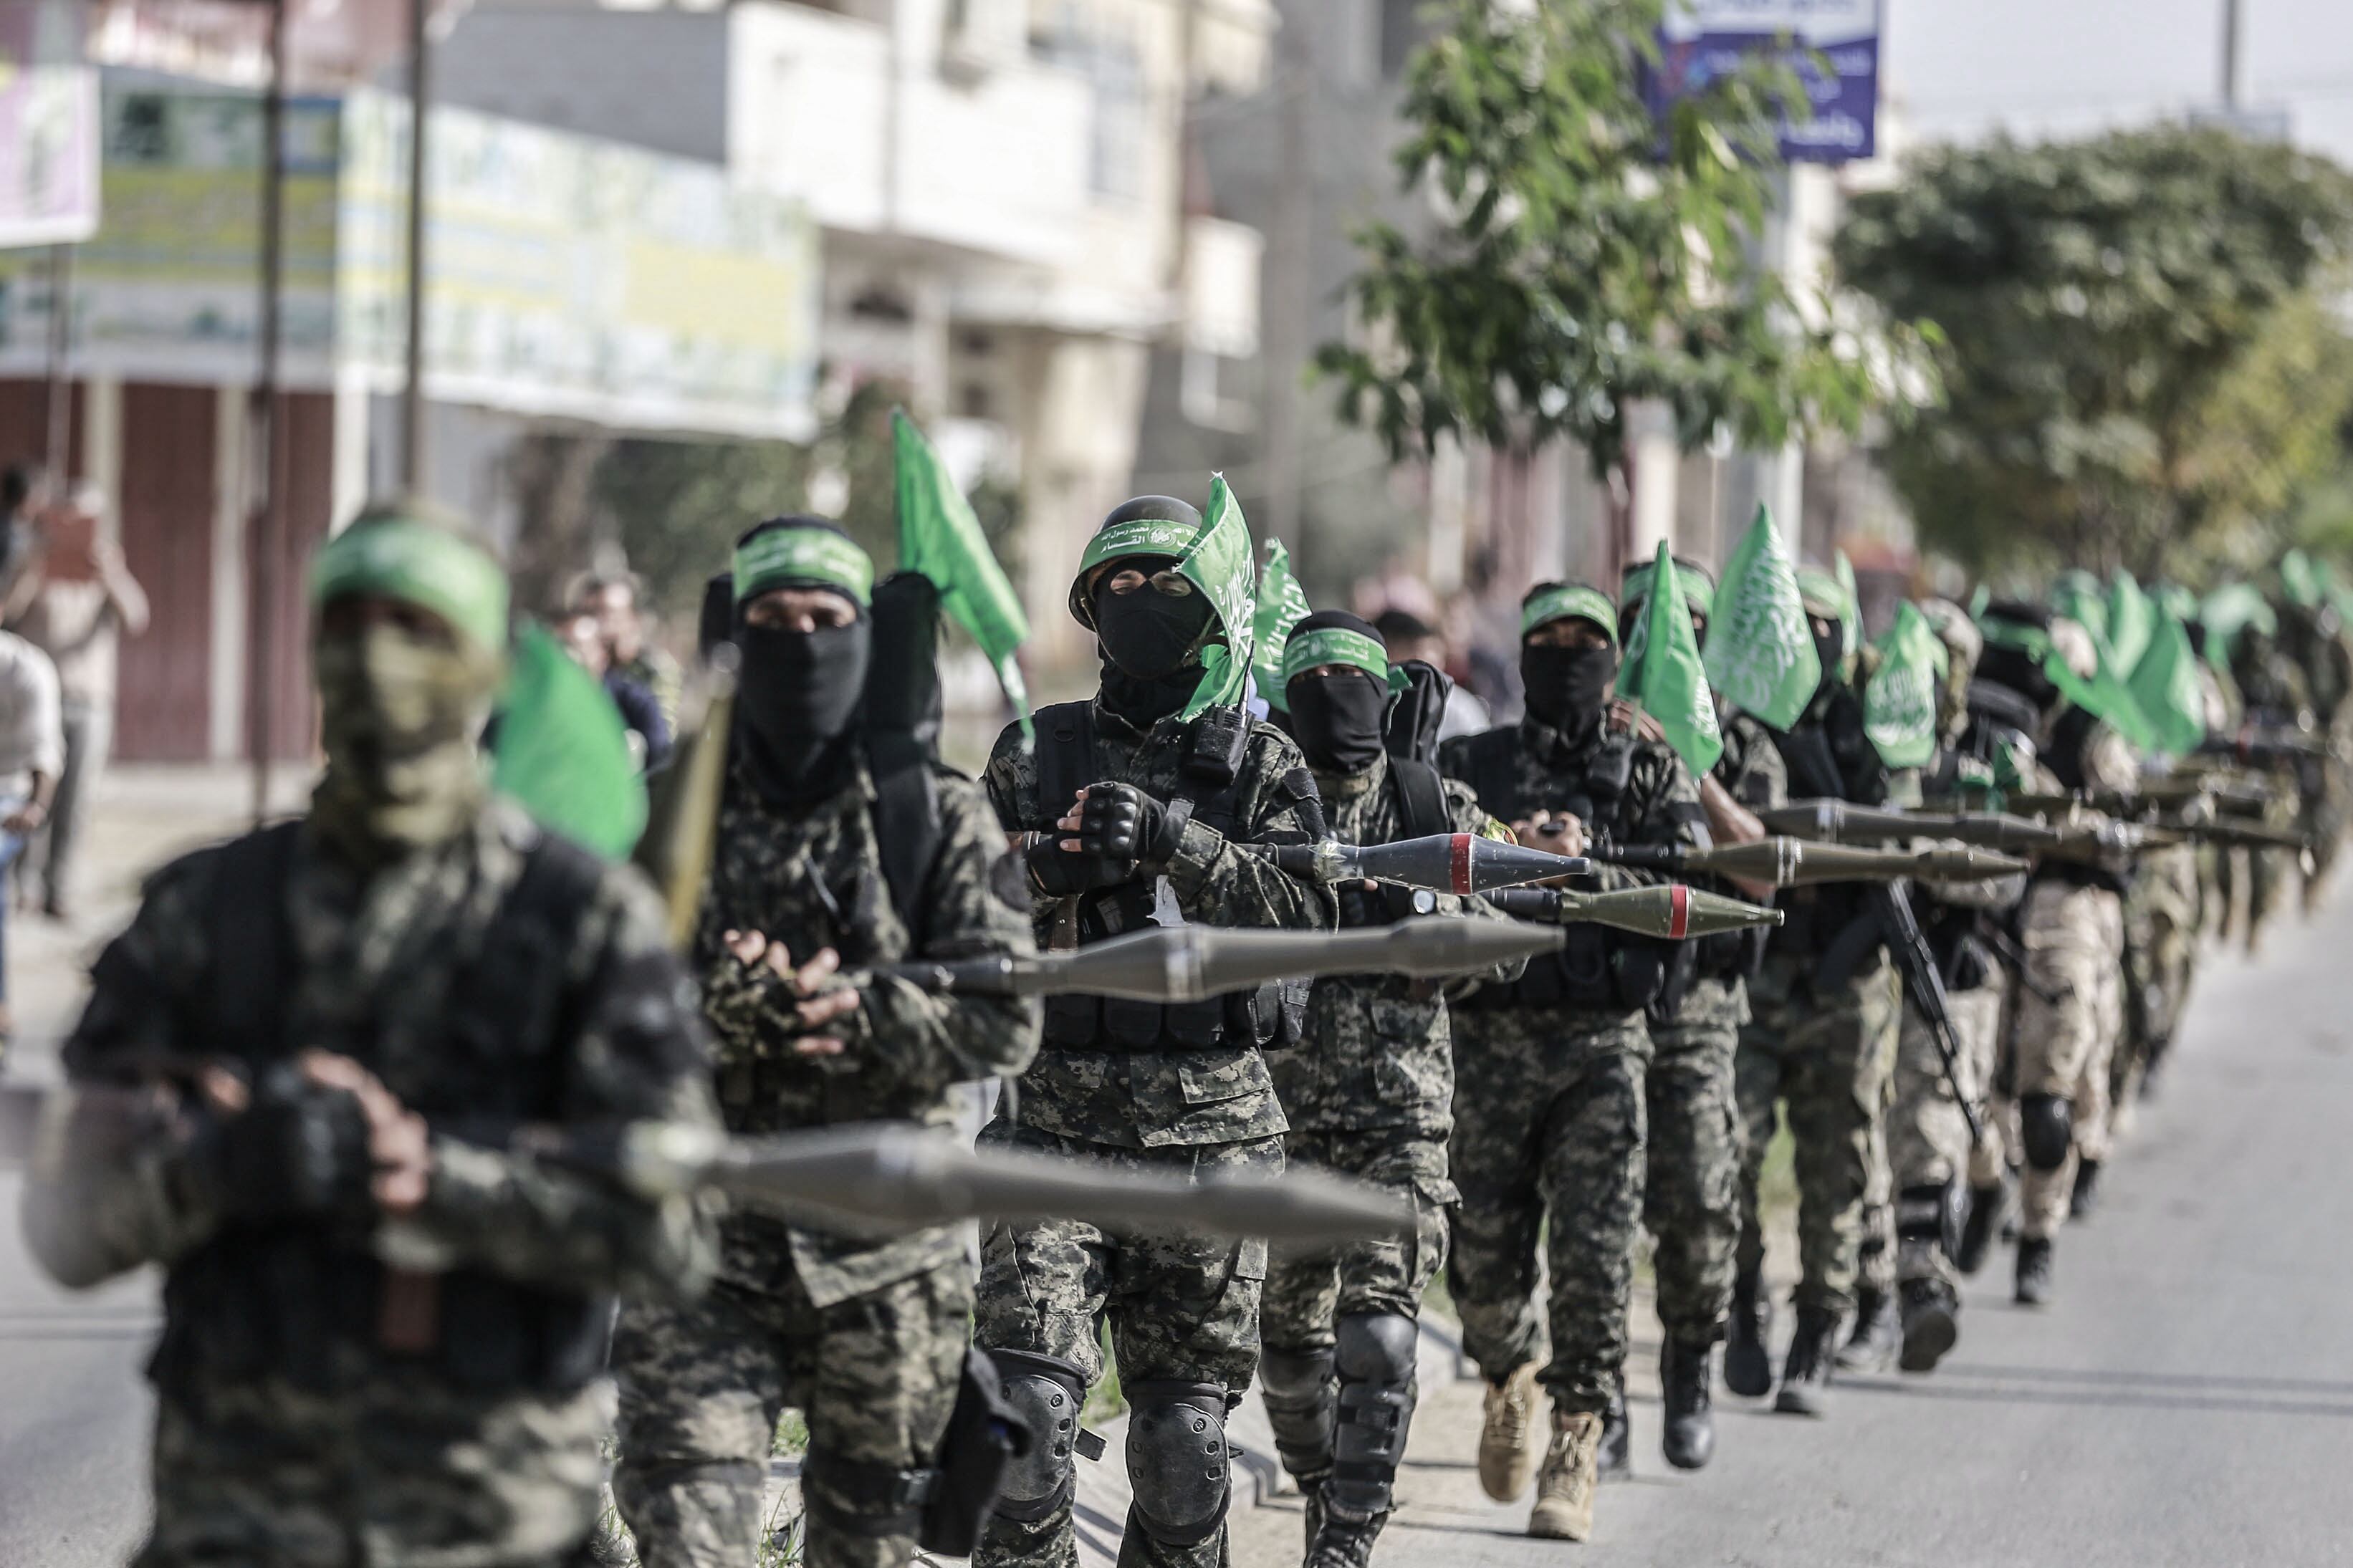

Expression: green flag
xmin=2200 ymin=582 xmax=2277 ymax=671
xmin=1864 ymin=602 xmax=1947 ymax=769
xmin=1177 ymin=474 xmax=1257 ymax=721
xmin=2106 ymin=571 xmax=2155 ymax=673
xmin=893 ymin=409 xmax=1033 ymax=740
xmin=2129 ymin=610 xmax=2208 ymax=756
xmin=1979 ymin=616 xmax=2157 ymax=752
xmin=1704 ymin=504 xmax=1821 ymax=729
xmin=492 ymin=623 xmax=648 ymax=860
xmin=1617 ymin=543 xmax=1722 ymax=776
xmin=2051 ymin=570 xmax=2109 ymax=649
xmin=1250 ymin=537 xmax=1312 ymax=713
xmin=2282 ymin=547 xmax=2330 ymax=610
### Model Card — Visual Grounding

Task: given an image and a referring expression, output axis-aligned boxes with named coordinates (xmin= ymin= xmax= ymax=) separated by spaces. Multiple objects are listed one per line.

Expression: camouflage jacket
xmin=1438 ymin=715 xmax=1709 ymax=890
xmin=27 ymin=801 xmax=721 ymax=1356
xmin=1715 ymin=711 xmax=1788 ymax=812
xmin=696 ymin=760 xmax=1040 ymax=1305
xmin=982 ymin=702 xmax=1337 ymax=1149
xmin=1273 ymin=752 xmax=1497 ymax=1139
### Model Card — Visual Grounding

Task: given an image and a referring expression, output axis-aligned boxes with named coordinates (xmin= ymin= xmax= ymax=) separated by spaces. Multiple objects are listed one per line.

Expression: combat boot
xmin=2069 ymin=1158 xmax=2102 ymax=1220
xmin=1897 ymin=1277 xmax=1960 ymax=1373
xmin=1835 ymin=1284 xmax=1899 ymax=1373
xmin=2015 ymin=1236 xmax=2055 ymax=1306
xmin=1305 ymin=1491 xmax=1386 ymax=1568
xmin=1527 ymin=1408 xmax=1602 ymax=1541
xmin=1954 ymin=1178 xmax=2009 ymax=1276
xmin=1477 ymin=1362 xmax=1542 ymax=1501
xmin=1596 ymin=1392 xmax=1631 ymax=1481
xmin=1300 ymin=1480 xmax=1326 ymax=1562
xmin=1659 ymin=1338 xmax=1716 ymax=1471
xmin=1772 ymin=1306 xmax=1839 ymax=1417
xmin=1724 ymin=1269 xmax=1774 ymax=1398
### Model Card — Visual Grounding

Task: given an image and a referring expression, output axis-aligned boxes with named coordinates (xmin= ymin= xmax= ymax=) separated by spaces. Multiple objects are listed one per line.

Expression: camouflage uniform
xmin=1439 ymin=716 xmax=1706 ymax=1415
xmin=26 ymin=802 xmax=720 ymax=1568
xmin=2114 ymin=840 xmax=2200 ymax=1115
xmin=976 ymin=703 xmax=1333 ymax=1568
xmin=613 ymin=763 xmax=1040 ymax=1568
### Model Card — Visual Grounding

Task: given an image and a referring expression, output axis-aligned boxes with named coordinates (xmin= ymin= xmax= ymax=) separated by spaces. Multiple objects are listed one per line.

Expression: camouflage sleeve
xmin=1163 ymin=725 xmax=1339 ymax=930
xmin=856 ymin=773 xmax=1043 ymax=1090
xmin=1722 ymin=718 xmax=1788 ymax=810
xmin=1596 ymin=740 xmax=1707 ymax=893
xmin=385 ymin=861 xmax=722 ymax=1303
xmin=22 ymin=852 xmax=223 ymax=1289
xmin=981 ymin=719 xmax=1035 ymax=832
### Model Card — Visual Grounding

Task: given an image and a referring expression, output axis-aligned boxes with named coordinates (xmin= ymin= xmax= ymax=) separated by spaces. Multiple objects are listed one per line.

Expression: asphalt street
xmin=1232 ymin=884 xmax=2353 ymax=1568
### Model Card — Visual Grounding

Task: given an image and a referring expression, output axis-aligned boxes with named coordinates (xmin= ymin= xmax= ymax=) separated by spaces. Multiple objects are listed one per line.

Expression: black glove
xmin=1076 ymin=782 xmax=1180 ymax=867
xmin=184 ymin=1062 xmax=375 ymax=1226
xmin=1025 ymin=827 xmax=1134 ymax=897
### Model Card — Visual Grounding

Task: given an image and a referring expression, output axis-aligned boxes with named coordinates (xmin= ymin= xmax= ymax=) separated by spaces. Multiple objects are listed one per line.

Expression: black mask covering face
xmin=1094 ymin=570 xmax=1215 ymax=724
xmin=1290 ymin=668 xmax=1390 ymax=776
xmin=1521 ymin=642 xmax=1617 ymax=740
xmin=735 ymin=617 xmax=871 ymax=809
xmin=1812 ymin=625 xmax=1849 ymax=704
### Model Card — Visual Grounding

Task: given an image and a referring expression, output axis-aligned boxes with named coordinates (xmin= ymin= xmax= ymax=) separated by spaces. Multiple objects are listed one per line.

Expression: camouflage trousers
xmin=1641 ymin=977 xmax=1747 ymax=1345
xmin=1735 ymin=953 xmax=1901 ymax=1317
xmin=610 ymin=1229 xmax=969 ymax=1568
xmin=2117 ymin=844 xmax=2201 ymax=1117
xmin=140 ymin=1373 xmax=609 ymax=1568
xmin=972 ymin=1120 xmax=1278 ymax=1568
xmin=1887 ymin=979 xmax=2008 ymax=1289
xmin=1447 ymin=1005 xmax=1652 ymax=1414
xmin=2011 ymin=880 xmax=2125 ymax=1242
xmin=1262 ymin=1127 xmax=1453 ymax=1348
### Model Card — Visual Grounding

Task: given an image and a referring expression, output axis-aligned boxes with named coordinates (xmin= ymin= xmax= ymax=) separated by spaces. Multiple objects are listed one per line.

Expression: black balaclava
xmin=1286 ymin=610 xmax=1391 ymax=776
xmin=1093 ymin=558 xmax=1215 ymax=724
xmin=1521 ymin=612 xmax=1618 ymax=744
xmin=732 ymin=519 xmax=873 ymax=809
xmin=1978 ymin=600 xmax=2061 ymax=716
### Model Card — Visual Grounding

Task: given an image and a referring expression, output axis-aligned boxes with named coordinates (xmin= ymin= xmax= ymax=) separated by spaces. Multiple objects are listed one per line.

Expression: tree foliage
xmin=1836 ymin=125 xmax=2353 ymax=577
xmin=1316 ymin=0 xmax=1908 ymax=480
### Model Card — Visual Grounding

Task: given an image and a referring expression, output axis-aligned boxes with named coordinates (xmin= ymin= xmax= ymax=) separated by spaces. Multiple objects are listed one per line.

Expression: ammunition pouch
xmin=1460 ymin=925 xmax=1666 ymax=1014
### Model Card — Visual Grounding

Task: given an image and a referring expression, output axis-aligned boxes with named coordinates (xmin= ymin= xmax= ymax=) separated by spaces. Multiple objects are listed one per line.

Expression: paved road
xmin=1234 ymin=885 xmax=2353 ymax=1567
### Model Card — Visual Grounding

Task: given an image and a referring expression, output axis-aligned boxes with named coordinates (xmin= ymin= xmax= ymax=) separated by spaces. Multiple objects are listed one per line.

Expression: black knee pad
xmin=1125 ymin=1380 xmax=1232 ymax=1546
xmin=1255 ymin=1345 xmax=1336 ymax=1479
xmin=1894 ymin=1181 xmax=1961 ymax=1259
xmin=1330 ymin=1314 xmax=1419 ymax=1515
xmin=2018 ymin=1094 xmax=2074 ymax=1172
xmin=990 ymin=1349 xmax=1088 ymax=1523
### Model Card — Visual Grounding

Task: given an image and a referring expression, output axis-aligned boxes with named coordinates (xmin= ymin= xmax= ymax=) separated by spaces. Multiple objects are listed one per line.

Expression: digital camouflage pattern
xmin=613 ymin=760 xmax=1039 ymax=1568
xmin=2011 ymin=878 xmax=2126 ymax=1242
xmin=31 ymin=801 xmax=719 ymax=1568
xmin=1642 ymin=976 xmax=1748 ymax=1345
xmin=1439 ymin=716 xmax=1706 ymax=1413
xmin=2117 ymin=840 xmax=2200 ymax=1110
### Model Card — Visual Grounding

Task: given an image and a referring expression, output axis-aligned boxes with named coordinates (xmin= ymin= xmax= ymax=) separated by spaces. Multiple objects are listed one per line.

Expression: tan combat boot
xmin=1527 ymin=1408 xmax=1602 ymax=1541
xmin=1477 ymin=1362 xmax=1543 ymax=1501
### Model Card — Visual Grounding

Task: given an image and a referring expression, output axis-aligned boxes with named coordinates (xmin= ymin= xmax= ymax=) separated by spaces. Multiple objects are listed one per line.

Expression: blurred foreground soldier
xmin=21 ymin=502 xmax=722 ymax=1568
xmin=1439 ymin=583 xmax=1705 ymax=1541
xmin=1604 ymin=556 xmax=1781 ymax=1473
xmin=1978 ymin=605 xmax=2132 ymax=1307
xmin=1257 ymin=613 xmax=1495 ymax=1568
xmin=976 ymin=496 xmax=1334 ymax=1568
xmin=1726 ymin=568 xmax=1899 ymax=1419
xmin=611 ymin=519 xmax=1040 ymax=1568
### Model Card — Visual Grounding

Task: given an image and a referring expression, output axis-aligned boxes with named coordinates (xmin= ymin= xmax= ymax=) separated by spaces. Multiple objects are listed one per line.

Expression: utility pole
xmin=2220 ymin=0 xmax=2243 ymax=110
xmin=400 ymin=0 xmax=431 ymax=494
xmin=1260 ymin=0 xmax=1313 ymax=564
xmin=41 ymin=244 xmax=72 ymax=486
xmin=247 ymin=0 xmax=289 ymax=825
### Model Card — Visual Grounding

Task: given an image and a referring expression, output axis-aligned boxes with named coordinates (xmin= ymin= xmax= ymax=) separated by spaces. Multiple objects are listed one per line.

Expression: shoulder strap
xmin=1386 ymin=756 xmax=1451 ymax=842
xmin=1033 ymin=700 xmax=1096 ymax=833
xmin=204 ymin=822 xmax=305 ymax=1067
xmin=866 ymin=733 xmax=943 ymax=943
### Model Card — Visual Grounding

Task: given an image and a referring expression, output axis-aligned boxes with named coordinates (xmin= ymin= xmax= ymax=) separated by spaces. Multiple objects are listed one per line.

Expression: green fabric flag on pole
xmin=1864 ymin=601 xmax=1947 ymax=769
xmin=2199 ymin=582 xmax=2277 ymax=672
xmin=893 ymin=410 xmax=1034 ymax=741
xmin=1250 ymin=537 xmax=1312 ymax=713
xmin=2052 ymin=571 xmax=2109 ymax=649
xmin=1177 ymin=474 xmax=1257 ymax=721
xmin=492 ymin=622 xmax=648 ymax=860
xmin=2106 ymin=571 xmax=2155 ymax=673
xmin=2129 ymin=610 xmax=2208 ymax=756
xmin=1704 ymin=505 xmax=1821 ymax=730
xmin=1617 ymin=543 xmax=1722 ymax=776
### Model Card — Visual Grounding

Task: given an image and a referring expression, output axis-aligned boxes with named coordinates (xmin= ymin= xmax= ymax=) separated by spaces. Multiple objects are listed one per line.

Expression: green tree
xmin=1836 ymin=126 xmax=2353 ymax=577
xmin=1316 ymin=0 xmax=1905 ymax=494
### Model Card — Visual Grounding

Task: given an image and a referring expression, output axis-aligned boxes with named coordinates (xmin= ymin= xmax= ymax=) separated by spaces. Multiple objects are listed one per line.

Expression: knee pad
xmin=989 ymin=1349 xmax=1090 ymax=1523
xmin=1330 ymin=1314 xmax=1419 ymax=1515
xmin=1124 ymin=1380 xmax=1232 ymax=1547
xmin=2018 ymin=1094 xmax=2074 ymax=1172
xmin=1894 ymin=1182 xmax=1961 ymax=1260
xmin=1255 ymin=1345 xmax=1336 ymax=1480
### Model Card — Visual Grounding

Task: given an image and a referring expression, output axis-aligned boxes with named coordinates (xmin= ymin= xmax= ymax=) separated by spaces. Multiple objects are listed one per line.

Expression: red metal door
xmin=115 ymin=383 xmax=216 ymax=762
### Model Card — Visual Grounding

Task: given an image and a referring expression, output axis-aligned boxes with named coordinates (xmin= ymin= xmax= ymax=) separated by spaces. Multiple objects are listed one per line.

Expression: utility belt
xmin=1456 ymin=925 xmax=1667 ymax=1013
xmin=154 ymin=1226 xmax=611 ymax=1396
xmin=1042 ymin=985 xmax=1296 ymax=1052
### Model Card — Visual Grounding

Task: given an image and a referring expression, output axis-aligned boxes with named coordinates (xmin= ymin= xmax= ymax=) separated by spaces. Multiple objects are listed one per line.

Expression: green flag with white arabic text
xmin=1250 ymin=537 xmax=1312 ymax=713
xmin=1864 ymin=602 xmax=1947 ymax=769
xmin=2129 ymin=610 xmax=2208 ymax=756
xmin=1177 ymin=475 xmax=1257 ymax=720
xmin=1618 ymin=543 xmax=1722 ymax=776
xmin=1703 ymin=505 xmax=1821 ymax=729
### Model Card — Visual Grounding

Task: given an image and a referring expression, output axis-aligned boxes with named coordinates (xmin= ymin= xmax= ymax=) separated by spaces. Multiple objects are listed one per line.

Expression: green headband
xmin=310 ymin=514 xmax=509 ymax=653
xmin=1283 ymin=627 xmax=1389 ymax=686
xmin=1621 ymin=561 xmax=1716 ymax=622
xmin=1522 ymin=585 xmax=1619 ymax=643
xmin=1078 ymin=516 xmax=1210 ymax=581
xmin=1794 ymin=566 xmax=1853 ymax=623
xmin=734 ymin=526 xmax=874 ymax=607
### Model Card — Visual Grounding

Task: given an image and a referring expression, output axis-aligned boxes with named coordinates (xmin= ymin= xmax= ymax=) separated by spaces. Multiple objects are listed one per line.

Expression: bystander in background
xmin=555 ymin=609 xmax=671 ymax=769
xmin=573 ymin=570 xmax=683 ymax=731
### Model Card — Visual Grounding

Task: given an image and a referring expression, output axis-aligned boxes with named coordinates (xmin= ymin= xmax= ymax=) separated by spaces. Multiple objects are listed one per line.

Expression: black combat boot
xmin=1659 ymin=1338 xmax=1716 ymax=1471
xmin=1301 ymin=1480 xmax=1328 ymax=1562
xmin=1773 ymin=1306 xmax=1840 ymax=1417
xmin=1724 ymin=1270 xmax=1774 ymax=1398
xmin=1834 ymin=1284 xmax=1899 ymax=1373
xmin=2015 ymin=1236 xmax=2055 ymax=1306
xmin=1596 ymin=1391 xmax=1631 ymax=1481
xmin=1305 ymin=1490 xmax=1386 ymax=1568
xmin=2069 ymin=1158 xmax=2102 ymax=1220
xmin=1897 ymin=1277 xmax=1960 ymax=1373
xmin=1954 ymin=1178 xmax=2009 ymax=1276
